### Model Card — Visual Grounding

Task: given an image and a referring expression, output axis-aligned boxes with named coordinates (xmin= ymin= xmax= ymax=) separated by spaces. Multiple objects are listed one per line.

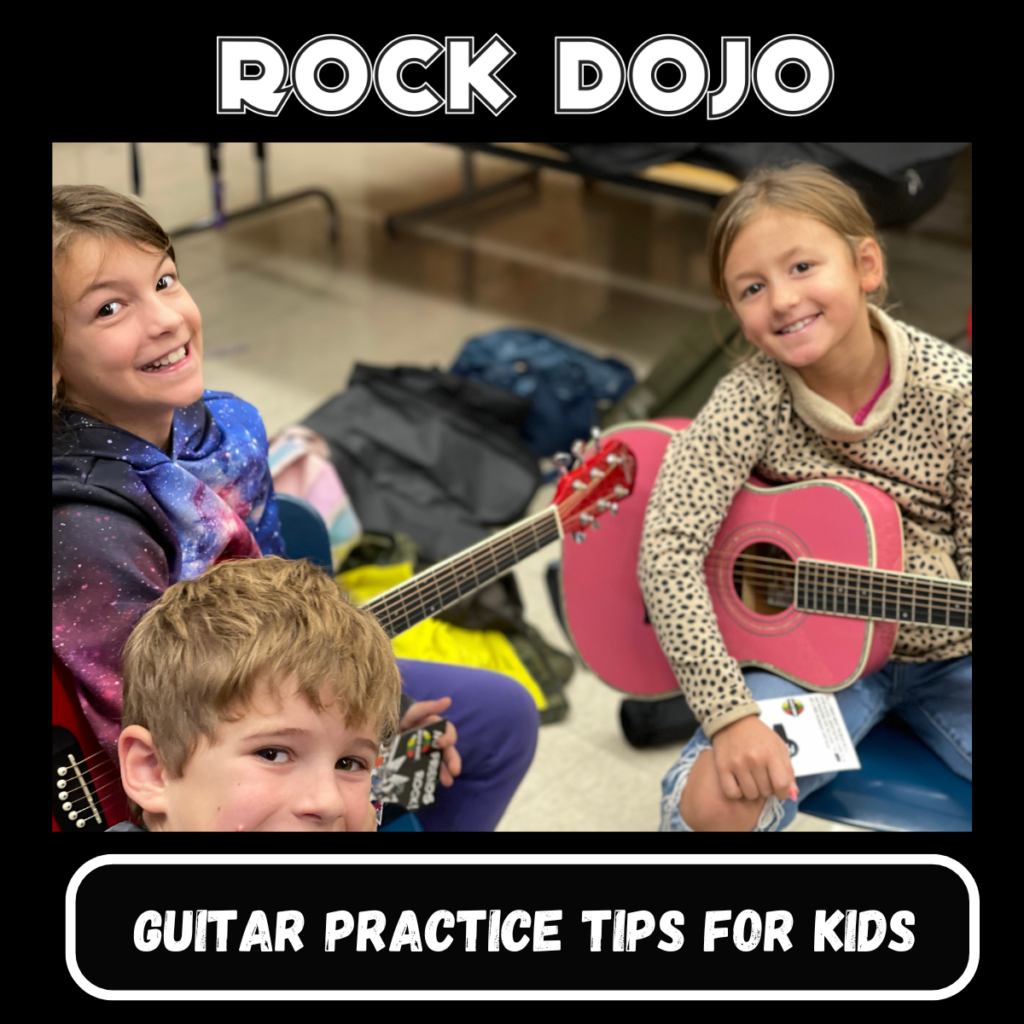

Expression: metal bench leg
xmin=130 ymin=142 xmax=142 ymax=196
xmin=386 ymin=149 xmax=539 ymax=237
xmin=167 ymin=144 xmax=340 ymax=257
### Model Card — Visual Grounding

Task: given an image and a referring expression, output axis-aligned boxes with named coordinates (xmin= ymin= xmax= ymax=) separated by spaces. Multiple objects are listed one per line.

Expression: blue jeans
xmin=398 ymin=659 xmax=540 ymax=832
xmin=660 ymin=655 xmax=972 ymax=832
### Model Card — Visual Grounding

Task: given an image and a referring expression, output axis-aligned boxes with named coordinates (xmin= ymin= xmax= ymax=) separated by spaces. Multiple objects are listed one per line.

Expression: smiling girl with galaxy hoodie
xmin=52 ymin=185 xmax=537 ymax=831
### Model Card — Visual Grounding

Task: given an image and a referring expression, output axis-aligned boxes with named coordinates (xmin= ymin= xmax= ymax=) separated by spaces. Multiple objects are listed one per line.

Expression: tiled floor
xmin=53 ymin=143 xmax=971 ymax=831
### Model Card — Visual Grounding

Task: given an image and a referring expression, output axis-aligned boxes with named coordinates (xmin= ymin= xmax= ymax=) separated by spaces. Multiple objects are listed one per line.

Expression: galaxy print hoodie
xmin=52 ymin=390 xmax=284 ymax=758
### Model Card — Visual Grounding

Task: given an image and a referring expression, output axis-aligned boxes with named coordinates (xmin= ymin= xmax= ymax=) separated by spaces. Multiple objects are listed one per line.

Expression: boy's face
xmin=723 ymin=209 xmax=879 ymax=369
xmin=152 ymin=674 xmax=380 ymax=832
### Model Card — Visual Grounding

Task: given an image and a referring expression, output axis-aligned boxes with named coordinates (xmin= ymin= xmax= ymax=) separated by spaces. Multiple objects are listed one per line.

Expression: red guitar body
xmin=560 ymin=420 xmax=904 ymax=698
xmin=52 ymin=655 xmax=128 ymax=830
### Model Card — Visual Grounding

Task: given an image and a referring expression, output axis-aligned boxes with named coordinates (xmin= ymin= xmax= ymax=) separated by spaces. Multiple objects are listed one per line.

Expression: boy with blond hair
xmin=111 ymin=556 xmax=402 ymax=831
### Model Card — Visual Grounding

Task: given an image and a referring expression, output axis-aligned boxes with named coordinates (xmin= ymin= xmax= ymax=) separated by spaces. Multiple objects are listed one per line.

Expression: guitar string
xmin=371 ymin=526 xmax=563 ymax=634
xmin=57 ymin=767 xmax=139 ymax=830
xmin=58 ymin=746 xmax=114 ymax=770
xmin=373 ymin=528 xmax=969 ymax=629
xmin=364 ymin=454 xmax=966 ymax=622
xmin=795 ymin=563 xmax=971 ymax=623
xmin=55 ymin=767 xmax=121 ymax=827
xmin=716 ymin=565 xmax=962 ymax=598
xmin=360 ymin=451 xmax=968 ymax=630
xmin=58 ymin=757 xmax=117 ymax=790
xmin=715 ymin=561 xmax=970 ymax=600
xmin=714 ymin=565 xmax=971 ymax=620
xmin=723 ymin=563 xmax=972 ymax=604
xmin=723 ymin=575 xmax=971 ymax=623
xmin=366 ymin=513 xmax=561 ymax=620
xmin=706 ymin=553 xmax=971 ymax=606
xmin=58 ymin=762 xmax=119 ymax=801
xmin=714 ymin=585 xmax=969 ymax=624
xmin=364 ymin=454 xmax=628 ymax=626
xmin=366 ymin=522 xmax=971 ymax=632
xmin=707 ymin=548 xmax=972 ymax=585
xmin=711 ymin=555 xmax=970 ymax=586
xmin=368 ymin=518 xmax=563 ymax=631
xmin=58 ymin=782 xmax=118 ymax=824
xmin=365 ymin=438 xmax=964 ymax=627
xmin=55 ymin=759 xmax=116 ymax=801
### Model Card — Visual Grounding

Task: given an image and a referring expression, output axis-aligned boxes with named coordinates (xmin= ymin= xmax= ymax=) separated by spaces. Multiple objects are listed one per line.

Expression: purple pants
xmin=398 ymin=659 xmax=540 ymax=831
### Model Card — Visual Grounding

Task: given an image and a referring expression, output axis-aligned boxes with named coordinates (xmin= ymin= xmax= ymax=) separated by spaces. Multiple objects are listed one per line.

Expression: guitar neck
xmin=366 ymin=508 xmax=561 ymax=639
xmin=794 ymin=559 xmax=972 ymax=629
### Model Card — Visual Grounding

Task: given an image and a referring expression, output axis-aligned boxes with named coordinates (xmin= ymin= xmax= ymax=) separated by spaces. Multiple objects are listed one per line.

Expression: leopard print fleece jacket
xmin=638 ymin=304 xmax=972 ymax=739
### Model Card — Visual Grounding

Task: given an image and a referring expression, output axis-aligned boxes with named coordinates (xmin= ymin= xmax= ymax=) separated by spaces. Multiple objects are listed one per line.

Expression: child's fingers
xmin=442 ymin=742 xmax=462 ymax=780
xmin=399 ymin=696 xmax=452 ymax=729
xmin=716 ymin=766 xmax=744 ymax=801
xmin=736 ymin=769 xmax=761 ymax=802
xmin=406 ymin=697 xmax=452 ymax=719
xmin=768 ymin=760 xmax=797 ymax=802
xmin=435 ymin=720 xmax=458 ymax=749
xmin=751 ymin=763 xmax=775 ymax=799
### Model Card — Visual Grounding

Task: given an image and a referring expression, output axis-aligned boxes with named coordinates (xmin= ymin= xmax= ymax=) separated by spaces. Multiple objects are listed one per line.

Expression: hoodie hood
xmin=52 ymin=390 xmax=282 ymax=582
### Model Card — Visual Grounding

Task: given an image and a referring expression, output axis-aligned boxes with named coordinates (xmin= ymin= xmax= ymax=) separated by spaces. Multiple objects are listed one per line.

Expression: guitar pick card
xmin=371 ymin=719 xmax=449 ymax=812
xmin=756 ymin=695 xmax=861 ymax=778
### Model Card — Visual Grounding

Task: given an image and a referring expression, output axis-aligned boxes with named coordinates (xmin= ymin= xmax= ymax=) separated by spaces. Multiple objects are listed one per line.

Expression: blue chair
xmin=277 ymin=491 xmax=422 ymax=832
xmin=379 ymin=809 xmax=425 ymax=832
xmin=800 ymin=713 xmax=972 ymax=832
xmin=276 ymin=493 xmax=333 ymax=573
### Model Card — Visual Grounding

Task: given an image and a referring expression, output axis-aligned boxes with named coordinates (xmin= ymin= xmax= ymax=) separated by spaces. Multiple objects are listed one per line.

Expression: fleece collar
xmin=779 ymin=304 xmax=908 ymax=442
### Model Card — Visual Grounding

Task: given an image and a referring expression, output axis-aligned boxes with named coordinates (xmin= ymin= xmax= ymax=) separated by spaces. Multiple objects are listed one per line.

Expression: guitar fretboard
xmin=366 ymin=508 xmax=562 ymax=639
xmin=794 ymin=559 xmax=972 ymax=629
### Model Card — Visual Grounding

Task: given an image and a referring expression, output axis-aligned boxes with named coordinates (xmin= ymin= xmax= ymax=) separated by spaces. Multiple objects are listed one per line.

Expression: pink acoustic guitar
xmin=560 ymin=419 xmax=972 ymax=697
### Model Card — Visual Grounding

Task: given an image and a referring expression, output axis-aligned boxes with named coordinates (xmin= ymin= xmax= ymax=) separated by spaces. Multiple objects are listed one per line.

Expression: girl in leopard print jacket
xmin=638 ymin=163 xmax=971 ymax=832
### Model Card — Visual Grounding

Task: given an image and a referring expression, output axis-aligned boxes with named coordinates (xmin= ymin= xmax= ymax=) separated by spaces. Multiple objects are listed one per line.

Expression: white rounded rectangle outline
xmin=66 ymin=854 xmax=977 ymax=1000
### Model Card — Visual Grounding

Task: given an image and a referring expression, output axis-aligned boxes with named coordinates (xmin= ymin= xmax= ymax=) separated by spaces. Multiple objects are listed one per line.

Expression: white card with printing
xmin=756 ymin=694 xmax=861 ymax=778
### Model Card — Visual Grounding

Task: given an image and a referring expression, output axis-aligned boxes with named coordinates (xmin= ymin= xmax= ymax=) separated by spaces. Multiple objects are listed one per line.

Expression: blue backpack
xmin=449 ymin=330 xmax=635 ymax=457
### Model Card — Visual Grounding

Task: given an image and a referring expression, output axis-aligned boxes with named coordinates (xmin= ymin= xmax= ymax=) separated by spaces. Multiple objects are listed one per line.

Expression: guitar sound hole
xmin=732 ymin=542 xmax=794 ymax=616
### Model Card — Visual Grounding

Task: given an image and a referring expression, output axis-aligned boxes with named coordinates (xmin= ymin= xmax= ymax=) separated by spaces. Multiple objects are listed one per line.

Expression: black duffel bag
xmin=304 ymin=364 xmax=541 ymax=563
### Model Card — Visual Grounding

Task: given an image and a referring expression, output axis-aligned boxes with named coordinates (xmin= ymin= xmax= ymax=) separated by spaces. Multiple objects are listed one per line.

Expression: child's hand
xmin=711 ymin=715 xmax=798 ymax=803
xmin=399 ymin=696 xmax=462 ymax=787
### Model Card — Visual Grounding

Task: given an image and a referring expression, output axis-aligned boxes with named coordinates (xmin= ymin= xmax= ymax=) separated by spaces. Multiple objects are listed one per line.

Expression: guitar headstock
xmin=552 ymin=432 xmax=637 ymax=542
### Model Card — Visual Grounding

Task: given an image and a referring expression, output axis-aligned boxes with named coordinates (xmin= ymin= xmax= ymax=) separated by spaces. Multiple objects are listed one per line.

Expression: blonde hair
xmin=121 ymin=556 xmax=401 ymax=820
xmin=708 ymin=163 xmax=888 ymax=333
xmin=52 ymin=184 xmax=176 ymax=422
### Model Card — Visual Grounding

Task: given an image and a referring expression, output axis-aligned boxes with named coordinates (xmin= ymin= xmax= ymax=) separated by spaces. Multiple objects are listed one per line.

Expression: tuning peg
xmin=553 ymin=452 xmax=572 ymax=475
xmin=572 ymin=531 xmax=586 ymax=544
xmin=572 ymin=480 xmax=586 ymax=492
xmin=579 ymin=513 xmax=594 ymax=527
xmin=589 ymin=467 xmax=605 ymax=481
xmin=571 ymin=439 xmax=585 ymax=457
xmin=590 ymin=426 xmax=601 ymax=440
xmin=605 ymin=453 xmax=619 ymax=466
xmin=613 ymin=485 xmax=628 ymax=499
xmin=596 ymin=499 xmax=609 ymax=512
xmin=610 ymin=502 xmax=618 ymax=515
